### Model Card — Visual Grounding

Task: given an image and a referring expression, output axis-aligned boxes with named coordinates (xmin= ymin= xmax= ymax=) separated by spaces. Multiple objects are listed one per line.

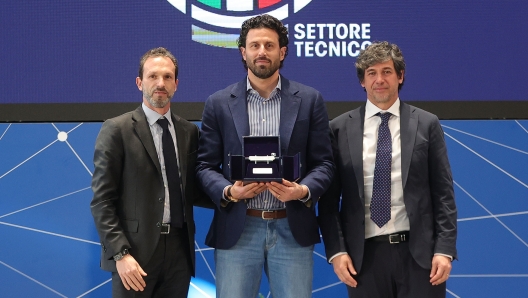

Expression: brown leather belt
xmin=246 ymin=209 xmax=287 ymax=220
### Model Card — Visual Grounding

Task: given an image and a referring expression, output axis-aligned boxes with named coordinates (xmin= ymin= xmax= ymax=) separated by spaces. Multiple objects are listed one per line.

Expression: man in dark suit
xmin=196 ymin=15 xmax=334 ymax=298
xmin=318 ymin=41 xmax=457 ymax=298
xmin=91 ymin=47 xmax=211 ymax=298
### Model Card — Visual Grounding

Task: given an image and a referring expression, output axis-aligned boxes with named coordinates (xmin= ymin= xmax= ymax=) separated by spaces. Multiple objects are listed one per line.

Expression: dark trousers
xmin=112 ymin=227 xmax=192 ymax=298
xmin=347 ymin=240 xmax=446 ymax=298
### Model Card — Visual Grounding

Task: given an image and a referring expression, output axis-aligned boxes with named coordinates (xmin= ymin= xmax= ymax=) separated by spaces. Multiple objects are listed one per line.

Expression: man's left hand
xmin=430 ymin=255 xmax=452 ymax=285
xmin=266 ymin=179 xmax=307 ymax=202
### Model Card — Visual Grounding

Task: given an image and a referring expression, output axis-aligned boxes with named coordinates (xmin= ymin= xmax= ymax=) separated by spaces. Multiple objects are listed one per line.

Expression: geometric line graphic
xmin=450 ymin=274 xmax=528 ymax=278
xmin=195 ymin=240 xmax=216 ymax=280
xmin=313 ymin=250 xmax=326 ymax=260
xmin=439 ymin=121 xmax=528 ymax=298
xmin=1 ymin=121 xmax=527 ymax=297
xmin=0 ymin=123 xmax=10 ymax=141
xmin=445 ymin=132 xmax=528 ymax=189
xmin=312 ymin=281 xmax=342 ymax=293
xmin=0 ymin=221 xmax=100 ymax=245
xmin=0 ymin=260 xmax=68 ymax=298
xmin=442 ymin=125 xmax=528 ymax=155
xmin=51 ymin=123 xmax=93 ymax=176
xmin=454 ymin=180 xmax=528 ymax=248
xmin=458 ymin=210 xmax=528 ymax=222
xmin=516 ymin=120 xmax=528 ymax=134
xmin=189 ymin=281 xmax=213 ymax=298
xmin=446 ymin=288 xmax=460 ymax=298
xmin=0 ymin=139 xmax=59 ymax=180
xmin=76 ymin=278 xmax=112 ymax=298
xmin=64 ymin=138 xmax=93 ymax=176
xmin=0 ymin=187 xmax=91 ymax=219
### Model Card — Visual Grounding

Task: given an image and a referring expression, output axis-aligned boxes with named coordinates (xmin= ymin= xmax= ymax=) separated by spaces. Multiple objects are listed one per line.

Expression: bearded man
xmin=91 ymin=47 xmax=212 ymax=298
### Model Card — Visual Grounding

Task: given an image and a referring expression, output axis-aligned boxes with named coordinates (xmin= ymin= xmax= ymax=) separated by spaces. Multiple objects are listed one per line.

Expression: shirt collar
xmin=142 ymin=103 xmax=173 ymax=127
xmin=246 ymin=76 xmax=282 ymax=92
xmin=365 ymin=98 xmax=401 ymax=120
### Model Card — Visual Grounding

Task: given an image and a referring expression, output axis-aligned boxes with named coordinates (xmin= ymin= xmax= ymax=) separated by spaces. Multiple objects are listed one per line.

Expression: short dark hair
xmin=355 ymin=41 xmax=406 ymax=91
xmin=237 ymin=14 xmax=289 ymax=70
xmin=138 ymin=47 xmax=178 ymax=79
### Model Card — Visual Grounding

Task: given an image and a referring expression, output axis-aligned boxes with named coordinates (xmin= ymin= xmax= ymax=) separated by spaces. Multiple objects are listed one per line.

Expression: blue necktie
xmin=157 ymin=118 xmax=184 ymax=228
xmin=370 ymin=112 xmax=392 ymax=228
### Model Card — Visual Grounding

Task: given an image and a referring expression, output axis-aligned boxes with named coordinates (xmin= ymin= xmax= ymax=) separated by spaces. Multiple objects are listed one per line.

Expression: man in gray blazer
xmin=318 ymin=41 xmax=457 ymax=298
xmin=91 ymin=47 xmax=212 ymax=298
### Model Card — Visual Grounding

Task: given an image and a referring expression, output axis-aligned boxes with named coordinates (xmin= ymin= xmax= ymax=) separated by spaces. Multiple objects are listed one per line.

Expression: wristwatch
xmin=113 ymin=249 xmax=129 ymax=261
xmin=226 ymin=186 xmax=239 ymax=203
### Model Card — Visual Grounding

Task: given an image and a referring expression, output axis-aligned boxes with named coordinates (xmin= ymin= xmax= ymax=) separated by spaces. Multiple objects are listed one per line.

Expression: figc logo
xmin=167 ymin=0 xmax=313 ymax=48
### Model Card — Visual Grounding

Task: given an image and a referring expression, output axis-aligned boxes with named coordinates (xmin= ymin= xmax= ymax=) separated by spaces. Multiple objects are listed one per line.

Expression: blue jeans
xmin=215 ymin=215 xmax=314 ymax=298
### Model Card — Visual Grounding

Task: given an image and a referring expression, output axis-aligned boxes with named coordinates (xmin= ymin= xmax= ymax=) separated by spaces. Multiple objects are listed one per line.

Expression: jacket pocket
xmin=121 ymin=219 xmax=139 ymax=233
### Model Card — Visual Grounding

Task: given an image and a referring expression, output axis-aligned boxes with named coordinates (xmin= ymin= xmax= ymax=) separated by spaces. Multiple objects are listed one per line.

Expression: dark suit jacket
xmin=196 ymin=76 xmax=334 ymax=249
xmin=318 ymin=102 xmax=457 ymax=272
xmin=90 ymin=106 xmax=212 ymax=275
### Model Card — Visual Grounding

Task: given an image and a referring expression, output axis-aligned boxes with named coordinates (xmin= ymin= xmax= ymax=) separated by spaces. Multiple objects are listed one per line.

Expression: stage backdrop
xmin=1 ymin=0 xmax=527 ymax=121
xmin=1 ymin=120 xmax=527 ymax=297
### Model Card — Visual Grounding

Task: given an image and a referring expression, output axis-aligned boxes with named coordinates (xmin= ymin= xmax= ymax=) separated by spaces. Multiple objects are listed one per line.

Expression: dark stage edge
xmin=1 ymin=101 xmax=527 ymax=122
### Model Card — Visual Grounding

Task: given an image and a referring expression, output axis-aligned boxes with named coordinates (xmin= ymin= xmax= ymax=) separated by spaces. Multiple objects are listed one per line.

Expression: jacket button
xmin=156 ymin=222 xmax=161 ymax=227
xmin=158 ymin=197 xmax=163 ymax=203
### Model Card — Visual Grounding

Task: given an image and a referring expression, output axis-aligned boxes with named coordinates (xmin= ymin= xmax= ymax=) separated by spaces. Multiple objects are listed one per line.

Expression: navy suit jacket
xmin=318 ymin=102 xmax=457 ymax=272
xmin=196 ymin=76 xmax=334 ymax=249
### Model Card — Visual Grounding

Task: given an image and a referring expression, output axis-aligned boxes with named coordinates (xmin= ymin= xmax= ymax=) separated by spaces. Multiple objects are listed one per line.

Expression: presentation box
xmin=229 ymin=136 xmax=300 ymax=183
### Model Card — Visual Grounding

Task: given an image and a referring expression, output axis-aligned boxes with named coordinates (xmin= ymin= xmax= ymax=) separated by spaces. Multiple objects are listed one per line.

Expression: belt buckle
xmin=261 ymin=210 xmax=273 ymax=220
xmin=389 ymin=233 xmax=400 ymax=244
xmin=161 ymin=223 xmax=170 ymax=234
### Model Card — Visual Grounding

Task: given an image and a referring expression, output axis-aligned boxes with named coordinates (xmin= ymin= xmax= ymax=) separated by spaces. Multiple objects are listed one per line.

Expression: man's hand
xmin=332 ymin=254 xmax=358 ymax=288
xmin=430 ymin=255 xmax=452 ymax=285
xmin=116 ymin=254 xmax=147 ymax=291
xmin=227 ymin=181 xmax=267 ymax=200
xmin=266 ymin=179 xmax=307 ymax=202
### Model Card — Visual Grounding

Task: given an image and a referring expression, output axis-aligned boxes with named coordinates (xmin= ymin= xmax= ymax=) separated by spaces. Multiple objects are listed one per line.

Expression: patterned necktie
xmin=370 ymin=112 xmax=392 ymax=228
xmin=157 ymin=118 xmax=184 ymax=228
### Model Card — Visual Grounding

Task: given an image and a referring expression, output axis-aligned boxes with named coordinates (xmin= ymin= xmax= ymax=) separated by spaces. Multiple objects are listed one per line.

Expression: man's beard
xmin=371 ymin=93 xmax=391 ymax=104
xmin=144 ymin=88 xmax=172 ymax=108
xmin=247 ymin=58 xmax=280 ymax=79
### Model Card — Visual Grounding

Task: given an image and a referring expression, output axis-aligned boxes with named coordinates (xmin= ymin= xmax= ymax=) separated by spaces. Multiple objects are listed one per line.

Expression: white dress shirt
xmin=363 ymin=99 xmax=410 ymax=238
xmin=142 ymin=103 xmax=182 ymax=224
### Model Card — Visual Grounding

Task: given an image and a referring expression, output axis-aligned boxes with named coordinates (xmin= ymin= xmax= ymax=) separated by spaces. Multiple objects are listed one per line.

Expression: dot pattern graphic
xmin=370 ymin=112 xmax=392 ymax=228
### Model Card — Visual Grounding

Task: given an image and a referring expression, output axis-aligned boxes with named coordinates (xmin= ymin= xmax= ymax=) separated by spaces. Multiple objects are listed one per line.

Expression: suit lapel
xmin=347 ymin=105 xmax=366 ymax=202
xmin=172 ymin=113 xmax=188 ymax=193
xmin=400 ymin=102 xmax=417 ymax=189
xmin=228 ymin=80 xmax=250 ymax=145
xmin=279 ymin=78 xmax=300 ymax=154
xmin=132 ymin=106 xmax=162 ymax=175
